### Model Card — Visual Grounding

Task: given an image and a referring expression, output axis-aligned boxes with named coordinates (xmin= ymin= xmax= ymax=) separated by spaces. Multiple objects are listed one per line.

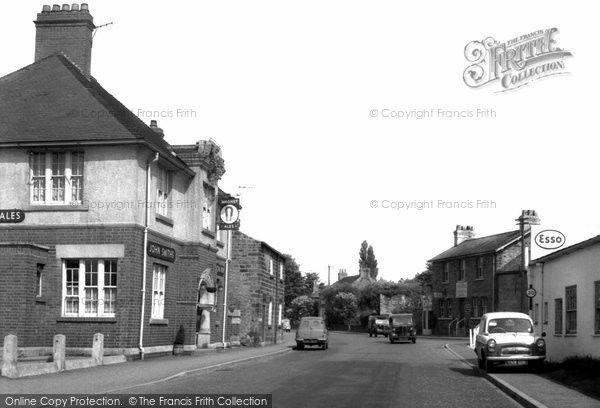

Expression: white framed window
xmin=268 ymin=301 xmax=273 ymax=325
xmin=279 ymin=263 xmax=284 ymax=280
xmin=459 ymin=260 xmax=466 ymax=281
xmin=156 ymin=166 xmax=171 ymax=217
xmin=443 ymin=263 xmax=450 ymax=283
xmin=565 ymin=285 xmax=577 ymax=335
xmin=36 ymin=264 xmax=44 ymax=297
xmin=269 ymin=258 xmax=274 ymax=276
xmin=62 ymin=259 xmax=117 ymax=317
xmin=30 ymin=151 xmax=84 ymax=204
xmin=152 ymin=264 xmax=167 ymax=319
xmin=202 ymin=183 xmax=216 ymax=230
xmin=278 ymin=304 xmax=283 ymax=325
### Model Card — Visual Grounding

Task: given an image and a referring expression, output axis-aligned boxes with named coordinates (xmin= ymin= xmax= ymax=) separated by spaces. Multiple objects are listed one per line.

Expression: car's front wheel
xmin=485 ymin=357 xmax=494 ymax=373
xmin=529 ymin=360 xmax=543 ymax=372
xmin=477 ymin=352 xmax=485 ymax=369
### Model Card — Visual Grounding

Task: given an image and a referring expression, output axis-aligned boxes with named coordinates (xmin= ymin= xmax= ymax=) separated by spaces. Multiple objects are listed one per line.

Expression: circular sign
xmin=535 ymin=230 xmax=566 ymax=250
xmin=220 ymin=204 xmax=239 ymax=224
xmin=526 ymin=288 xmax=537 ymax=298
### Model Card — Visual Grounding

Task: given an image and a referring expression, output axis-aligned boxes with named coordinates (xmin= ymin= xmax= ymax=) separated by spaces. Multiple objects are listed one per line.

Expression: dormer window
xmin=30 ymin=151 xmax=84 ymax=205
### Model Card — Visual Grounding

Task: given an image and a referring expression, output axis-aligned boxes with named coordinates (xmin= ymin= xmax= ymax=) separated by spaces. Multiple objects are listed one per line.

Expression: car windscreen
xmin=391 ymin=316 xmax=412 ymax=325
xmin=487 ymin=318 xmax=533 ymax=333
xmin=375 ymin=319 xmax=388 ymax=325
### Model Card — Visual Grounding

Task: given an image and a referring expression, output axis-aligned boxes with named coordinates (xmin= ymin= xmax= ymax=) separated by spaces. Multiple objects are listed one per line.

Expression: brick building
xmin=429 ymin=222 xmax=530 ymax=336
xmin=227 ymin=231 xmax=286 ymax=345
xmin=0 ymin=4 xmax=230 ymax=357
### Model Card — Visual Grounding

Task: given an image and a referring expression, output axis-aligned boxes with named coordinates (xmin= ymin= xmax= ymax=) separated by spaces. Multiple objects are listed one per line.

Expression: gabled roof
xmin=531 ymin=234 xmax=600 ymax=264
xmin=429 ymin=230 xmax=524 ymax=262
xmin=336 ymin=275 xmax=359 ymax=285
xmin=0 ymin=54 xmax=193 ymax=175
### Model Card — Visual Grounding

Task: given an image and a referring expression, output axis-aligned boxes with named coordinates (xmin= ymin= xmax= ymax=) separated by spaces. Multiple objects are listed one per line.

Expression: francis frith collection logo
xmin=463 ymin=28 xmax=572 ymax=92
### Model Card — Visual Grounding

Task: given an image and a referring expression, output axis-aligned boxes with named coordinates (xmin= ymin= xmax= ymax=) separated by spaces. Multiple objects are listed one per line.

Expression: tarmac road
xmin=121 ymin=333 xmax=521 ymax=408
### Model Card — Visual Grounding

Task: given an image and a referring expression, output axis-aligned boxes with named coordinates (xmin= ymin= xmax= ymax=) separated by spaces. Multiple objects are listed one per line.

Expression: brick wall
xmin=0 ymin=225 xmax=218 ymax=351
xmin=228 ymin=231 xmax=285 ymax=344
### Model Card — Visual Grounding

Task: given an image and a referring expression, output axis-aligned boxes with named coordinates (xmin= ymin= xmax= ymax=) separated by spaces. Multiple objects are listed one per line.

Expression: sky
xmin=2 ymin=1 xmax=599 ymax=283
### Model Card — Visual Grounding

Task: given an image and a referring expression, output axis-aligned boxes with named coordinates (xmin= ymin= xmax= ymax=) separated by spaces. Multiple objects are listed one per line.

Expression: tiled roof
xmin=336 ymin=275 xmax=359 ymax=285
xmin=0 ymin=54 xmax=192 ymax=174
xmin=429 ymin=230 xmax=523 ymax=262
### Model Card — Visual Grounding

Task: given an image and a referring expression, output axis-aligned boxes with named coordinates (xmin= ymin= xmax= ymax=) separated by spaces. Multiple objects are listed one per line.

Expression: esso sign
xmin=535 ymin=230 xmax=566 ymax=250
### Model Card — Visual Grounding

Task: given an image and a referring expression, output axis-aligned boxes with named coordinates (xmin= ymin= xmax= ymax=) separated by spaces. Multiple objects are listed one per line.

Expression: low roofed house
xmin=429 ymin=221 xmax=530 ymax=336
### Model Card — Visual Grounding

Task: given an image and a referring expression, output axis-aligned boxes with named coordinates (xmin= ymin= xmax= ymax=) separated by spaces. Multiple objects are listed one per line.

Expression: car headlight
xmin=536 ymin=339 xmax=545 ymax=348
xmin=487 ymin=339 xmax=496 ymax=351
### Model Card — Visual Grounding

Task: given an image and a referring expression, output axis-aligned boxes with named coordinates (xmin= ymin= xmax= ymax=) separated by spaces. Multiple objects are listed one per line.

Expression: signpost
xmin=219 ymin=196 xmax=241 ymax=345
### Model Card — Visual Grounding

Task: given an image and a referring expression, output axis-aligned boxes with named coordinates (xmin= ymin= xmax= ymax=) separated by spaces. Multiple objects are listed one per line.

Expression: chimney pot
xmin=42 ymin=5 xmax=51 ymax=12
xmin=52 ymin=4 xmax=60 ymax=11
xmin=71 ymin=3 xmax=79 ymax=11
xmin=62 ymin=4 xmax=70 ymax=11
xmin=454 ymin=224 xmax=476 ymax=246
xmin=81 ymin=3 xmax=89 ymax=11
xmin=150 ymin=120 xmax=157 ymax=128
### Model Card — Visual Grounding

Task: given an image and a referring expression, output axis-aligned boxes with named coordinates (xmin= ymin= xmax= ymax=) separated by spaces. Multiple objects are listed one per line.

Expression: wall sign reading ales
xmin=0 ymin=209 xmax=25 ymax=223
xmin=147 ymin=241 xmax=176 ymax=262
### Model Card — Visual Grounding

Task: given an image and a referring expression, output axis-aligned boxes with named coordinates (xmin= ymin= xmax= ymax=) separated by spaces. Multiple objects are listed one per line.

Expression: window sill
xmin=202 ymin=229 xmax=216 ymax=238
xmin=155 ymin=214 xmax=174 ymax=227
xmin=592 ymin=334 xmax=600 ymax=337
xmin=474 ymin=278 xmax=484 ymax=281
xmin=57 ymin=317 xmax=117 ymax=323
xmin=149 ymin=318 xmax=169 ymax=325
xmin=565 ymin=333 xmax=577 ymax=337
xmin=25 ymin=204 xmax=89 ymax=212
xmin=554 ymin=334 xmax=563 ymax=337
xmin=35 ymin=298 xmax=47 ymax=304
xmin=216 ymin=241 xmax=225 ymax=248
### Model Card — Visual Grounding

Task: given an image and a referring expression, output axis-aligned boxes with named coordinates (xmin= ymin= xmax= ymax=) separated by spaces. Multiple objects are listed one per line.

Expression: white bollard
xmin=92 ymin=333 xmax=104 ymax=366
xmin=53 ymin=334 xmax=66 ymax=371
xmin=2 ymin=335 xmax=19 ymax=378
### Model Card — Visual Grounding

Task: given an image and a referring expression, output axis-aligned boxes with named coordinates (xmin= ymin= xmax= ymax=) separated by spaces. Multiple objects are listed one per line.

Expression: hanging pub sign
xmin=0 ymin=209 xmax=25 ymax=223
xmin=147 ymin=241 xmax=176 ymax=262
xmin=218 ymin=197 xmax=241 ymax=230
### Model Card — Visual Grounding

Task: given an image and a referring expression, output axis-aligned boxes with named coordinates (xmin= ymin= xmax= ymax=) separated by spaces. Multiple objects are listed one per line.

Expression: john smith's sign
xmin=147 ymin=241 xmax=176 ymax=262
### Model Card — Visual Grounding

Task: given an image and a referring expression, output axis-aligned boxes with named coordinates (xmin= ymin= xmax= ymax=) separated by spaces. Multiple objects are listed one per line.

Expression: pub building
xmin=0 ymin=4 xmax=232 ymax=357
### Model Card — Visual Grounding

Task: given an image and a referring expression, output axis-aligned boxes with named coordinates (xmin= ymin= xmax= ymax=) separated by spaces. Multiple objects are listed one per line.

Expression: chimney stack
xmin=454 ymin=225 xmax=476 ymax=247
xmin=150 ymin=120 xmax=164 ymax=137
xmin=34 ymin=4 xmax=95 ymax=77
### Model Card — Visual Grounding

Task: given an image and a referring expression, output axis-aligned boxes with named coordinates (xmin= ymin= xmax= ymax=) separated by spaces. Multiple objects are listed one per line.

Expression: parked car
xmin=388 ymin=313 xmax=416 ymax=343
xmin=368 ymin=314 xmax=390 ymax=337
xmin=474 ymin=312 xmax=545 ymax=372
xmin=281 ymin=318 xmax=291 ymax=332
xmin=295 ymin=316 xmax=328 ymax=350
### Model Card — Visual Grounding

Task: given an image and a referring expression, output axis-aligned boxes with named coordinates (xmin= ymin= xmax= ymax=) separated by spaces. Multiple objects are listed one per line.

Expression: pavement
xmin=445 ymin=340 xmax=600 ymax=408
xmin=0 ymin=332 xmax=297 ymax=394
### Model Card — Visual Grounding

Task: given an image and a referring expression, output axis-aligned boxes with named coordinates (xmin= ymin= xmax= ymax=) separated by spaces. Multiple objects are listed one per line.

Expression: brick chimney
xmin=454 ymin=225 xmax=475 ymax=247
xmin=34 ymin=4 xmax=95 ymax=77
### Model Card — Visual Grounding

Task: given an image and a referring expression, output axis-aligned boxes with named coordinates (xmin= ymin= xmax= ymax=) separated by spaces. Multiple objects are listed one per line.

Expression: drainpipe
xmin=140 ymin=152 xmax=159 ymax=359
xmin=492 ymin=253 xmax=496 ymax=312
